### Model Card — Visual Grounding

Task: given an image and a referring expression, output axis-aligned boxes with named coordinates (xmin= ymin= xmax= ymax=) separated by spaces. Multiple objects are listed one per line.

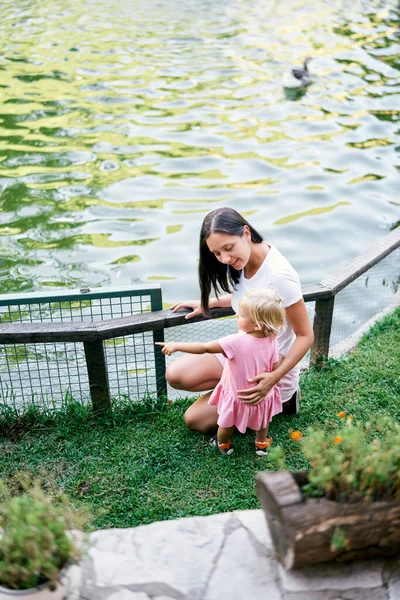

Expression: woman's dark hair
xmin=199 ymin=207 xmax=263 ymax=314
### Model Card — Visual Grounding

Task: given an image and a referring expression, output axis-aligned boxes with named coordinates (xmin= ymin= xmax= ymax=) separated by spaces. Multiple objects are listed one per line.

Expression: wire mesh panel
xmin=0 ymin=240 xmax=398 ymax=409
xmin=104 ymin=331 xmax=162 ymax=402
xmin=163 ymin=244 xmax=398 ymax=391
xmin=0 ymin=286 xmax=162 ymax=408
xmin=164 ymin=315 xmax=237 ymax=399
xmin=164 ymin=302 xmax=317 ymax=395
xmin=330 ymin=248 xmax=400 ymax=349
xmin=0 ymin=341 xmax=88 ymax=409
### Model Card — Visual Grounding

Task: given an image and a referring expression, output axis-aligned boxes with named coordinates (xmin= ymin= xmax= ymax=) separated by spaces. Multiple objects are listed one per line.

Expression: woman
xmin=166 ymin=207 xmax=314 ymax=434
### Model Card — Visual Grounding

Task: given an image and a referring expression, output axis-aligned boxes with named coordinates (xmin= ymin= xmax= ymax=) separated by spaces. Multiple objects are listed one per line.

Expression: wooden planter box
xmin=256 ymin=470 xmax=400 ymax=570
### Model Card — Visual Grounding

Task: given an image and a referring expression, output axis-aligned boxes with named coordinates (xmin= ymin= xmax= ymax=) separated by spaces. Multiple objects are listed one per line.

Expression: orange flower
xmin=337 ymin=411 xmax=346 ymax=418
xmin=334 ymin=436 xmax=343 ymax=445
xmin=290 ymin=430 xmax=302 ymax=441
xmin=347 ymin=415 xmax=354 ymax=422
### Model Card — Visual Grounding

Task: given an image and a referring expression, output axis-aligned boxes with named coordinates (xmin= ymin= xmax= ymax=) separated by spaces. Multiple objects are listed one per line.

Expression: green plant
xmin=270 ymin=415 xmax=400 ymax=503
xmin=0 ymin=479 xmax=83 ymax=590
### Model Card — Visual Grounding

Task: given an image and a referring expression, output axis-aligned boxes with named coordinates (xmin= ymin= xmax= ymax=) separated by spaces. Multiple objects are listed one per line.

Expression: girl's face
xmin=236 ymin=301 xmax=257 ymax=333
xmin=205 ymin=227 xmax=252 ymax=270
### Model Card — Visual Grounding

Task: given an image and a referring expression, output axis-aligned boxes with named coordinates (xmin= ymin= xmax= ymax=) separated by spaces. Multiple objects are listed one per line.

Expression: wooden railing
xmin=0 ymin=227 xmax=399 ymax=412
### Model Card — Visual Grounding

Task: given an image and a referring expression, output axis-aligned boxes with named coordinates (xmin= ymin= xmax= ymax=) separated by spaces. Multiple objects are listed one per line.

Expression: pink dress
xmin=209 ymin=333 xmax=282 ymax=433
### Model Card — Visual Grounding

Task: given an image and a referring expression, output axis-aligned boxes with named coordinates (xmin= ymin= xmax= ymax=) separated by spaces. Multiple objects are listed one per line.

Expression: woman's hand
xmin=237 ymin=372 xmax=278 ymax=405
xmin=170 ymin=300 xmax=204 ymax=320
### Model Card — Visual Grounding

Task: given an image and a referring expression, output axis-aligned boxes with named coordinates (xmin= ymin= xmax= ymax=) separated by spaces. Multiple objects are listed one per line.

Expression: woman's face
xmin=206 ymin=227 xmax=252 ymax=270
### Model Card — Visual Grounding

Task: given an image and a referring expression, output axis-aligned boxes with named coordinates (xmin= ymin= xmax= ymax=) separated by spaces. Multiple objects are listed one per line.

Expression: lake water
xmin=0 ymin=0 xmax=399 ymax=307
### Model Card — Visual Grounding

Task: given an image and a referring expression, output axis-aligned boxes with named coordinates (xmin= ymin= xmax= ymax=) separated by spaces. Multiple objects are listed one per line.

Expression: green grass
xmin=0 ymin=307 xmax=399 ymax=530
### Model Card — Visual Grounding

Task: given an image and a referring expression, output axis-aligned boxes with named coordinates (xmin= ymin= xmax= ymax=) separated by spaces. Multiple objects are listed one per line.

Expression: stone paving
xmin=66 ymin=510 xmax=400 ymax=600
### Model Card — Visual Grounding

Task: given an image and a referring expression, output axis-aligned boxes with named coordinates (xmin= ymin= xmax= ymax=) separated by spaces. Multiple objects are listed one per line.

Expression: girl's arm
xmin=155 ymin=340 xmax=223 ymax=356
xmin=238 ymin=299 xmax=314 ymax=405
xmin=170 ymin=294 xmax=232 ymax=320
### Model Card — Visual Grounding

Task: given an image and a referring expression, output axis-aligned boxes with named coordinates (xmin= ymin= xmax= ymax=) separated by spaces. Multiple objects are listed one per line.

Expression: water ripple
xmin=0 ymin=0 xmax=399 ymax=300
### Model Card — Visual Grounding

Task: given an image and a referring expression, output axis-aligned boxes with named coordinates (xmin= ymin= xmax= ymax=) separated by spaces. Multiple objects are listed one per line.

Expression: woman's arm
xmin=209 ymin=294 xmax=232 ymax=309
xmin=271 ymin=360 xmax=280 ymax=371
xmin=271 ymin=299 xmax=314 ymax=379
xmin=170 ymin=294 xmax=232 ymax=320
xmin=156 ymin=340 xmax=223 ymax=356
xmin=238 ymin=299 xmax=314 ymax=404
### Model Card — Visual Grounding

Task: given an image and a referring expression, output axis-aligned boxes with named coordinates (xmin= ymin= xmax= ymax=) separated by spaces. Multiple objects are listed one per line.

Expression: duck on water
xmin=282 ymin=57 xmax=313 ymax=88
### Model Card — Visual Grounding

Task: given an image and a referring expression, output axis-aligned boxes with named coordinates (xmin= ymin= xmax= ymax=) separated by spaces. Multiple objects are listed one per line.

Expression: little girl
xmin=156 ymin=288 xmax=285 ymax=456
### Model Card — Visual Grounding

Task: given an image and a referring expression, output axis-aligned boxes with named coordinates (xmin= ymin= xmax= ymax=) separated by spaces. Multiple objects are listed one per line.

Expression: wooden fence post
xmin=153 ymin=329 xmax=167 ymax=398
xmin=149 ymin=288 xmax=167 ymax=398
xmin=310 ymin=296 xmax=335 ymax=365
xmin=83 ymin=340 xmax=111 ymax=411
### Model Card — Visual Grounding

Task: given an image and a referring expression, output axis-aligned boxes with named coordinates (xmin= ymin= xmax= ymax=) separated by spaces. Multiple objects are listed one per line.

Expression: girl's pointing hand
xmin=155 ymin=342 xmax=179 ymax=356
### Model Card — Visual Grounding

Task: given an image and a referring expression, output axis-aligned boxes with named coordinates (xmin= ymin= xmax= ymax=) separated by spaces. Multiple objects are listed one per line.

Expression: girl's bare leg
xmin=255 ymin=426 xmax=269 ymax=443
xmin=166 ymin=354 xmax=223 ymax=434
xmin=217 ymin=426 xmax=234 ymax=445
xmin=255 ymin=426 xmax=272 ymax=456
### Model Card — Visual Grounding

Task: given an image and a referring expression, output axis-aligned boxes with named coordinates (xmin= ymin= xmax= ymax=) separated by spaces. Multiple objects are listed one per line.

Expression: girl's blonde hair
xmin=240 ymin=288 xmax=285 ymax=338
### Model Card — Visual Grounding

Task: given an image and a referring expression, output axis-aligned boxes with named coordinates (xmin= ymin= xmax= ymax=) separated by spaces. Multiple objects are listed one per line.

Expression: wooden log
xmin=256 ymin=471 xmax=400 ymax=569
xmin=0 ymin=307 xmax=236 ymax=345
xmin=0 ymin=320 xmax=99 ymax=344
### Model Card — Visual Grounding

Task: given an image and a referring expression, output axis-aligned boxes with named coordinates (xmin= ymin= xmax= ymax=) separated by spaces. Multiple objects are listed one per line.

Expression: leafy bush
xmin=270 ymin=415 xmax=400 ymax=503
xmin=0 ymin=479 xmax=83 ymax=590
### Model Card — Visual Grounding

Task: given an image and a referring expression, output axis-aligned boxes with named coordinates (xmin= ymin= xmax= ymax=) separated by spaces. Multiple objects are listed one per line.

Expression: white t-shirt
xmin=231 ymin=243 xmax=303 ymax=401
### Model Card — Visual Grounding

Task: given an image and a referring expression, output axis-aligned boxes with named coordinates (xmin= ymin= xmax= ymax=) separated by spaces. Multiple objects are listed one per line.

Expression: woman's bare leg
xmin=166 ymin=353 xmax=223 ymax=392
xmin=184 ymin=392 xmax=219 ymax=433
xmin=166 ymin=354 xmax=223 ymax=434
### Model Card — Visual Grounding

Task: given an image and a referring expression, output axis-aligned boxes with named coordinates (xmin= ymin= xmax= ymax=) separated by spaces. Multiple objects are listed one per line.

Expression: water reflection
xmin=0 ymin=0 xmax=398 ymax=305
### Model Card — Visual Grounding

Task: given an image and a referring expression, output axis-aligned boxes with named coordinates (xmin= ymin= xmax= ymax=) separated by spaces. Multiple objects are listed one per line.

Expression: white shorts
xmin=215 ymin=353 xmax=299 ymax=403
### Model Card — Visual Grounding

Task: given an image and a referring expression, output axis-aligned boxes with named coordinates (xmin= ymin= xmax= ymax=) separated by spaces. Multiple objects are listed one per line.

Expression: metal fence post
xmin=83 ymin=340 xmax=111 ymax=411
xmin=310 ymin=296 xmax=335 ymax=365
xmin=150 ymin=289 xmax=168 ymax=398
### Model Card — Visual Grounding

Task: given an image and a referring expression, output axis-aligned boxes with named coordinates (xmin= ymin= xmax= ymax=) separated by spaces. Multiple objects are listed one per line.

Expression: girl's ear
xmin=254 ymin=323 xmax=263 ymax=330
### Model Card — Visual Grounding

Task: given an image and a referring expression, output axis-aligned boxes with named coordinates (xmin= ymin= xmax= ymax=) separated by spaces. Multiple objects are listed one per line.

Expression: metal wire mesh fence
xmin=0 ymin=286 xmax=163 ymax=408
xmin=0 ymin=229 xmax=399 ymax=410
xmin=164 ymin=316 xmax=238 ymax=399
xmin=330 ymin=248 xmax=400 ymax=348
